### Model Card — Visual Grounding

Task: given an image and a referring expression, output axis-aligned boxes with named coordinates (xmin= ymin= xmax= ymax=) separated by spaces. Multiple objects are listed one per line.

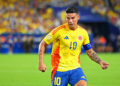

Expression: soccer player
xmin=38 ymin=7 xmax=109 ymax=86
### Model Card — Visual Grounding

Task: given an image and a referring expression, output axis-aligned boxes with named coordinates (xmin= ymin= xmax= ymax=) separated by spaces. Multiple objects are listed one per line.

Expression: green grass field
xmin=0 ymin=53 xmax=120 ymax=86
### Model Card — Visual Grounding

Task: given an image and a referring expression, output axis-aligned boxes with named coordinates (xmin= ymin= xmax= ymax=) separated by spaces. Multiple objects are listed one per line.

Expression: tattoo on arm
xmin=86 ymin=49 xmax=101 ymax=64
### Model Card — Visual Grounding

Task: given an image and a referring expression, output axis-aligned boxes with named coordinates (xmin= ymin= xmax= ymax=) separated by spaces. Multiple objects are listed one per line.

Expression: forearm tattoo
xmin=86 ymin=49 xmax=101 ymax=64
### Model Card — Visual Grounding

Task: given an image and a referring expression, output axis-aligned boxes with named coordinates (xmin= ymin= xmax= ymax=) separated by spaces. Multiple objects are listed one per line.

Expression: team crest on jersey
xmin=78 ymin=35 xmax=83 ymax=41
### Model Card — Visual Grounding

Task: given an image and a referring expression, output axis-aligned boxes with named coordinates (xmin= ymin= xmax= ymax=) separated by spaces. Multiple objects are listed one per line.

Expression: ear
xmin=77 ymin=14 xmax=80 ymax=19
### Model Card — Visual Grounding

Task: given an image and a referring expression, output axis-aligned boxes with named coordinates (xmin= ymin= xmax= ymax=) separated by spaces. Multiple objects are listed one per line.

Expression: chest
xmin=59 ymin=30 xmax=84 ymax=49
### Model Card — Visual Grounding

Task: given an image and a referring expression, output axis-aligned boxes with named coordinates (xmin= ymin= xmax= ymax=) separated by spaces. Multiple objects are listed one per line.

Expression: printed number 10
xmin=70 ymin=42 xmax=77 ymax=50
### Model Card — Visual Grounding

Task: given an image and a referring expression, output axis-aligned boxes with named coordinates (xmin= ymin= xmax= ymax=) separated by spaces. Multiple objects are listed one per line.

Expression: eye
xmin=71 ymin=17 xmax=75 ymax=19
xmin=67 ymin=17 xmax=70 ymax=20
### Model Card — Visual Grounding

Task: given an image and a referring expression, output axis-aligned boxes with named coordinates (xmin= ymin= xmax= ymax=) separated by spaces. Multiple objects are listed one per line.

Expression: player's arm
xmin=83 ymin=29 xmax=109 ymax=70
xmin=38 ymin=40 xmax=48 ymax=72
xmin=38 ymin=26 xmax=60 ymax=72
xmin=86 ymin=48 xmax=101 ymax=64
xmin=84 ymin=44 xmax=109 ymax=70
xmin=38 ymin=28 xmax=57 ymax=72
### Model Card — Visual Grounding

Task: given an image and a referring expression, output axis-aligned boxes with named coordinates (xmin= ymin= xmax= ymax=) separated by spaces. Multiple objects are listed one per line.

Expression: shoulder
xmin=51 ymin=24 xmax=66 ymax=35
xmin=78 ymin=25 xmax=88 ymax=34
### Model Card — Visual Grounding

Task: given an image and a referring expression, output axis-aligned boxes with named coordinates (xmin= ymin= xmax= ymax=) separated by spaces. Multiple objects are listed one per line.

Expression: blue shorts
xmin=51 ymin=67 xmax=87 ymax=86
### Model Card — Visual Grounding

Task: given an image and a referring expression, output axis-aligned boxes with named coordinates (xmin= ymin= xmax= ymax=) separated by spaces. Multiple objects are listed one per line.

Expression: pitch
xmin=0 ymin=53 xmax=120 ymax=86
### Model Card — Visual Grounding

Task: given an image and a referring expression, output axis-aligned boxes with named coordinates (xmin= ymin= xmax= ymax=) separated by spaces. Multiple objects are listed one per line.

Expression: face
xmin=66 ymin=13 xmax=80 ymax=29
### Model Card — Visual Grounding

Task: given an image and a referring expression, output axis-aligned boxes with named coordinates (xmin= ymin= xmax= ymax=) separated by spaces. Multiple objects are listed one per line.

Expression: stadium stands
xmin=0 ymin=0 xmax=119 ymax=53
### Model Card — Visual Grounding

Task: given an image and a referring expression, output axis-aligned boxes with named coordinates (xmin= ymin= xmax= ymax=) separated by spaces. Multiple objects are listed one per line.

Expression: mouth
xmin=68 ymin=24 xmax=73 ymax=26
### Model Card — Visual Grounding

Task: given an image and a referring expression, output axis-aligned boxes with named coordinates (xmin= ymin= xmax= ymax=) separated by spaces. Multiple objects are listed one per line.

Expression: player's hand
xmin=99 ymin=61 xmax=109 ymax=70
xmin=39 ymin=64 xmax=46 ymax=72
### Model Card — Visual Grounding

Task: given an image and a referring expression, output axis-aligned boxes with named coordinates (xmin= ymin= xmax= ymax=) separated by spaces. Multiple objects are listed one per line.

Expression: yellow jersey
xmin=44 ymin=23 xmax=90 ymax=72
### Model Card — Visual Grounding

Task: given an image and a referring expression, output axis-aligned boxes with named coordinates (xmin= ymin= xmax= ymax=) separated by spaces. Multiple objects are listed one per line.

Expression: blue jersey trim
xmin=83 ymin=43 xmax=92 ymax=50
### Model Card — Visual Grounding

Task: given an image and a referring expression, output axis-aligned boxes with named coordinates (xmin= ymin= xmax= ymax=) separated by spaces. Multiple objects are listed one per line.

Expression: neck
xmin=69 ymin=25 xmax=78 ymax=30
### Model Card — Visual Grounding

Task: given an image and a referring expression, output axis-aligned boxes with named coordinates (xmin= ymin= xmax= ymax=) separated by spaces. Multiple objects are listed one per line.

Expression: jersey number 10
xmin=70 ymin=42 xmax=77 ymax=50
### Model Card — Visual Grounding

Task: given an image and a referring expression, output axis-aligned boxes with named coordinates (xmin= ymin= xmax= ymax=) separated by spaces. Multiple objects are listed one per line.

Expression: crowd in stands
xmin=0 ymin=0 xmax=61 ymax=53
xmin=80 ymin=25 xmax=114 ymax=52
xmin=80 ymin=0 xmax=120 ymax=30
xmin=79 ymin=0 xmax=120 ymax=52
xmin=0 ymin=0 xmax=60 ymax=35
xmin=0 ymin=0 xmax=120 ymax=53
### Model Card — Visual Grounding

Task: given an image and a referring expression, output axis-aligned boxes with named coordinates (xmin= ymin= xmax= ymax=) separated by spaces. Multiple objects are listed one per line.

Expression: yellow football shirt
xmin=44 ymin=23 xmax=90 ymax=72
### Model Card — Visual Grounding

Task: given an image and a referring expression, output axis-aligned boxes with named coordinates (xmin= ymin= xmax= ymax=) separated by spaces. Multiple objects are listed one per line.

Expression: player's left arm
xmin=85 ymin=48 xmax=109 ymax=70
xmin=83 ymin=29 xmax=109 ymax=70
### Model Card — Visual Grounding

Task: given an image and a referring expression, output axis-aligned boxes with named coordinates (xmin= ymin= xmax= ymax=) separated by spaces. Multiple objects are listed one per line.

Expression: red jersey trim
xmin=51 ymin=41 xmax=61 ymax=83
xmin=52 ymin=25 xmax=66 ymax=35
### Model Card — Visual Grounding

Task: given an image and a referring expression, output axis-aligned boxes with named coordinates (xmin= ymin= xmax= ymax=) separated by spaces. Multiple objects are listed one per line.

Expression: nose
xmin=69 ymin=19 xmax=73 ymax=23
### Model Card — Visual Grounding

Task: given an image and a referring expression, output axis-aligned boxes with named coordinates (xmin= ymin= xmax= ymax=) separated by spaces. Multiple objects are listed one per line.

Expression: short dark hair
xmin=66 ymin=6 xmax=78 ymax=14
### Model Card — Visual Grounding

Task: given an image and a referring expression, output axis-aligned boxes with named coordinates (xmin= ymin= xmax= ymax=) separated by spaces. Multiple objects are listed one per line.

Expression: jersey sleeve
xmin=83 ymin=30 xmax=90 ymax=45
xmin=43 ymin=29 xmax=59 ymax=45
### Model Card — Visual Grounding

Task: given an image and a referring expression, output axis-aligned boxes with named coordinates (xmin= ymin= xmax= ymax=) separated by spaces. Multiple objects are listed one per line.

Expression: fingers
xmin=102 ymin=64 xmax=109 ymax=70
xmin=39 ymin=65 xmax=46 ymax=72
xmin=102 ymin=66 xmax=108 ymax=70
xmin=39 ymin=67 xmax=46 ymax=72
xmin=104 ymin=62 xmax=109 ymax=65
xmin=100 ymin=61 xmax=109 ymax=70
xmin=41 ymin=67 xmax=46 ymax=72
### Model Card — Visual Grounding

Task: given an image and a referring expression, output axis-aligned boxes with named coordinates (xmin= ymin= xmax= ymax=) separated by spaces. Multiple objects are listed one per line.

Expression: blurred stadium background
xmin=0 ymin=0 xmax=120 ymax=86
